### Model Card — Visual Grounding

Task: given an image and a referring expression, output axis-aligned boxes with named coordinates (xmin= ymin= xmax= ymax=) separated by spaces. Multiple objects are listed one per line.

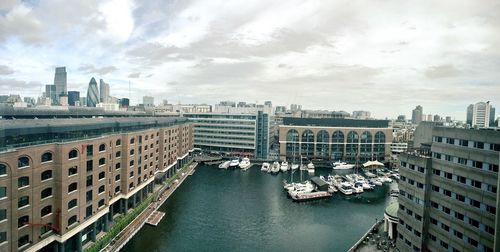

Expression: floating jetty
xmin=146 ymin=211 xmax=165 ymax=226
xmin=290 ymin=191 xmax=332 ymax=202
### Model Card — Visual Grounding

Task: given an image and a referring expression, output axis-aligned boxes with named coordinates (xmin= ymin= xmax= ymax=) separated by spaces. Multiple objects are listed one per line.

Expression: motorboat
xmin=338 ymin=183 xmax=353 ymax=195
xmin=328 ymin=185 xmax=338 ymax=193
xmin=229 ymin=159 xmax=240 ymax=168
xmin=280 ymin=161 xmax=289 ymax=172
xmin=370 ymin=178 xmax=383 ymax=186
xmin=300 ymin=163 xmax=307 ymax=171
xmin=307 ymin=162 xmax=315 ymax=173
xmin=261 ymin=162 xmax=270 ymax=172
xmin=352 ymin=182 xmax=364 ymax=193
xmin=291 ymin=163 xmax=299 ymax=170
xmin=332 ymin=161 xmax=355 ymax=170
xmin=271 ymin=162 xmax=280 ymax=174
xmin=364 ymin=171 xmax=377 ymax=178
xmin=239 ymin=157 xmax=251 ymax=170
xmin=380 ymin=176 xmax=393 ymax=183
xmin=219 ymin=160 xmax=230 ymax=169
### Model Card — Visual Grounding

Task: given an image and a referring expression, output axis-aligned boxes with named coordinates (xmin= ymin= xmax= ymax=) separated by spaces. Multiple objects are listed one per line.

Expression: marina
xmin=122 ymin=164 xmax=396 ymax=252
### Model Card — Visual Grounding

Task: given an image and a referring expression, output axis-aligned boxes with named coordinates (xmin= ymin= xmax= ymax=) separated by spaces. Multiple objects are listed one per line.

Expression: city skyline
xmin=0 ymin=1 xmax=499 ymax=119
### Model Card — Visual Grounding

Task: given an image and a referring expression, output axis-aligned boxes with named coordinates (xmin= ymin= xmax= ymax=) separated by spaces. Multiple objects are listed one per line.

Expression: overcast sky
xmin=0 ymin=0 xmax=499 ymax=119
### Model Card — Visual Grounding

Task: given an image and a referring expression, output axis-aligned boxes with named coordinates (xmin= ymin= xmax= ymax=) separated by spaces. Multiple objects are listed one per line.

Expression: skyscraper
xmin=86 ymin=77 xmax=99 ymax=107
xmin=67 ymin=91 xmax=80 ymax=106
xmin=44 ymin=84 xmax=57 ymax=105
xmin=143 ymin=96 xmax=154 ymax=107
xmin=466 ymin=104 xmax=474 ymax=125
xmin=472 ymin=101 xmax=492 ymax=128
xmin=99 ymin=79 xmax=110 ymax=103
xmin=411 ymin=105 xmax=423 ymax=124
xmin=54 ymin=67 xmax=67 ymax=104
xmin=490 ymin=107 xmax=496 ymax=126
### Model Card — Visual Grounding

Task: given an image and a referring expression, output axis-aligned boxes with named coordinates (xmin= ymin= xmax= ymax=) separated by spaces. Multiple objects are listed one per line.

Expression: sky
xmin=0 ymin=0 xmax=499 ymax=120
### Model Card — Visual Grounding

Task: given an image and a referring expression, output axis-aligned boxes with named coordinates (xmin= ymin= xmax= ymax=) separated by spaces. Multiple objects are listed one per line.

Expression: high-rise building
xmin=490 ymin=107 xmax=496 ymax=127
xmin=119 ymin=98 xmax=130 ymax=108
xmin=445 ymin=116 xmax=452 ymax=123
xmin=143 ymin=96 xmax=154 ymax=107
xmin=472 ymin=101 xmax=492 ymax=128
xmin=397 ymin=124 xmax=499 ymax=252
xmin=99 ymin=79 xmax=110 ymax=103
xmin=0 ymin=117 xmax=194 ymax=252
xmin=466 ymin=104 xmax=474 ymax=125
xmin=54 ymin=67 xmax=67 ymax=104
xmin=433 ymin=114 xmax=441 ymax=122
xmin=411 ymin=105 xmax=423 ymax=124
xmin=290 ymin=104 xmax=302 ymax=112
xmin=86 ymin=77 xmax=99 ymax=107
xmin=44 ymin=84 xmax=57 ymax=105
xmin=426 ymin=114 xmax=433 ymax=122
xmin=67 ymin=91 xmax=80 ymax=106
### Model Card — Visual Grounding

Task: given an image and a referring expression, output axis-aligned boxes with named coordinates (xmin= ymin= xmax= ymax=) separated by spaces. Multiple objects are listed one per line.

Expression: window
xmin=68 ymin=182 xmax=77 ymax=193
xmin=130 ymin=160 xmax=134 ymax=167
xmin=116 ymin=151 xmax=121 ymax=158
xmin=98 ymin=158 xmax=106 ymax=166
xmin=456 ymin=175 xmax=466 ymax=184
xmin=468 ymin=237 xmax=478 ymax=247
xmin=98 ymin=199 xmax=105 ymax=208
xmin=18 ymin=234 xmax=29 ymax=248
xmin=41 ymin=205 xmax=52 ymax=217
xmin=487 ymin=205 xmax=496 ymax=214
xmin=86 ymin=175 xmax=93 ymax=187
xmin=440 ymin=240 xmax=449 ymax=249
xmin=432 ymin=169 xmax=441 ymax=176
xmin=86 ymin=160 xmax=93 ymax=172
xmin=98 ymin=185 xmax=105 ymax=194
xmin=18 ymin=215 xmax=29 ymax=228
xmin=442 ymin=206 xmax=451 ymax=214
xmin=454 ymin=230 xmax=463 ymax=239
xmin=18 ymin=176 xmax=29 ymax=188
xmin=18 ymin=196 xmax=29 ymax=208
xmin=0 ymin=232 xmax=5 ymax=243
xmin=470 ymin=199 xmax=480 ymax=208
xmin=86 ymin=205 xmax=92 ymax=218
xmin=68 ymin=166 xmax=77 ymax=176
xmin=115 ymin=174 xmax=120 ymax=181
xmin=444 ymin=172 xmax=452 ymax=179
xmin=0 ymin=187 xmax=5 ymax=198
xmin=441 ymin=223 xmax=449 ymax=232
xmin=40 ymin=223 xmax=52 ymax=235
xmin=0 ymin=209 xmax=5 ymax=221
xmin=130 ymin=149 xmax=135 ymax=156
xmin=68 ymin=149 xmax=78 ymax=159
xmin=115 ymin=163 xmax=121 ymax=169
xmin=455 ymin=194 xmax=465 ymax=202
xmin=116 ymin=139 xmax=121 ymax=146
xmin=115 ymin=186 xmax=120 ymax=193
xmin=99 ymin=171 xmax=105 ymax=180
xmin=430 ymin=217 xmax=437 ymax=225
xmin=129 ymin=182 xmax=134 ymax=189
xmin=18 ymin=156 xmax=30 ymax=168
xmin=41 ymin=188 xmax=52 ymax=199
xmin=472 ymin=180 xmax=482 ymax=189
xmin=41 ymin=152 xmax=53 ymax=163
xmin=99 ymin=144 xmax=106 ymax=152
xmin=68 ymin=215 xmax=77 ymax=226
xmin=86 ymin=190 xmax=93 ymax=202
xmin=68 ymin=199 xmax=77 ymax=209
xmin=474 ymin=141 xmax=484 ymax=149
xmin=130 ymin=138 xmax=135 ymax=144
xmin=86 ymin=145 xmax=93 ymax=156
xmin=41 ymin=170 xmax=53 ymax=181
xmin=0 ymin=164 xmax=6 ymax=175
xmin=455 ymin=212 xmax=464 ymax=221
xmin=130 ymin=171 xmax=134 ymax=178
xmin=469 ymin=218 xmax=479 ymax=228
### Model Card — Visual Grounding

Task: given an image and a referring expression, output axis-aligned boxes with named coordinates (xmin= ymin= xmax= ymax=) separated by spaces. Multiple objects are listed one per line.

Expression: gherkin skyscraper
xmin=86 ymin=77 xmax=99 ymax=107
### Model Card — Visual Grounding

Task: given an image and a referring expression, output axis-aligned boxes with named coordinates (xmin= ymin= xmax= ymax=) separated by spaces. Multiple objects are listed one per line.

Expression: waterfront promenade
xmin=100 ymin=162 xmax=198 ymax=252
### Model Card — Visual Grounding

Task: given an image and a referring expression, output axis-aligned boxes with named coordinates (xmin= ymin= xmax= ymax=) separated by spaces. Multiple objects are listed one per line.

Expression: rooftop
xmin=283 ymin=117 xmax=390 ymax=128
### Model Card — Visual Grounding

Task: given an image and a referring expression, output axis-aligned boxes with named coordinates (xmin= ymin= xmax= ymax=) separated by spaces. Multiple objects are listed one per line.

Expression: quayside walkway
xmin=100 ymin=162 xmax=198 ymax=252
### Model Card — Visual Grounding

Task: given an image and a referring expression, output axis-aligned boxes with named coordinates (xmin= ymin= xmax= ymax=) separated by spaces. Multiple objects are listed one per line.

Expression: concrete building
xmin=143 ymin=96 xmax=154 ymax=107
xmin=184 ymin=112 xmax=270 ymax=158
xmin=279 ymin=118 xmax=393 ymax=163
xmin=67 ymin=91 xmax=80 ymax=106
xmin=44 ymin=84 xmax=57 ymax=105
xmin=0 ymin=117 xmax=194 ymax=252
xmin=412 ymin=105 xmax=423 ymax=125
xmin=86 ymin=78 xmax=99 ymax=107
xmin=99 ymin=79 xmax=110 ymax=103
xmin=397 ymin=125 xmax=499 ymax=252
xmin=96 ymin=103 xmax=119 ymax=111
xmin=54 ymin=67 xmax=67 ymax=104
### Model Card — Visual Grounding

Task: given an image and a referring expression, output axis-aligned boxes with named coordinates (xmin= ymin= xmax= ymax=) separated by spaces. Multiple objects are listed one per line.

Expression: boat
xmin=338 ymin=183 xmax=353 ymax=195
xmin=261 ymin=162 xmax=270 ymax=172
xmin=369 ymin=178 xmax=383 ymax=186
xmin=271 ymin=162 xmax=280 ymax=174
xmin=364 ymin=171 xmax=377 ymax=178
xmin=328 ymin=185 xmax=338 ymax=193
xmin=229 ymin=159 xmax=240 ymax=168
xmin=239 ymin=157 xmax=251 ymax=170
xmin=218 ymin=160 xmax=230 ymax=169
xmin=280 ymin=161 xmax=289 ymax=172
xmin=332 ymin=161 xmax=355 ymax=170
xmin=307 ymin=162 xmax=315 ymax=173
xmin=291 ymin=163 xmax=299 ymax=170
xmin=352 ymin=182 xmax=364 ymax=193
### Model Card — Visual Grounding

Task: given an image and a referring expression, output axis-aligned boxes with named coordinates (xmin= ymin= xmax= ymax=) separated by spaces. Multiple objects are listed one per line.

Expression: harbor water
xmin=121 ymin=165 xmax=395 ymax=252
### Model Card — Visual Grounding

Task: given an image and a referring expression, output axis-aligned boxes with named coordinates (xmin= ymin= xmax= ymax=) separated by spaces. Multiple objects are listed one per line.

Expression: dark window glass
xmin=18 ymin=157 xmax=30 ymax=168
xmin=99 ymin=144 xmax=106 ymax=152
xmin=0 ymin=164 xmax=6 ymax=175
xmin=68 ymin=166 xmax=78 ymax=176
xmin=41 ymin=205 xmax=52 ymax=217
xmin=69 ymin=149 xmax=78 ymax=159
xmin=41 ymin=152 xmax=53 ymax=162
xmin=68 ymin=182 xmax=77 ymax=193
xmin=41 ymin=170 xmax=53 ymax=181
xmin=18 ymin=234 xmax=29 ymax=248
xmin=18 ymin=215 xmax=29 ymax=228
xmin=41 ymin=188 xmax=52 ymax=199
xmin=68 ymin=199 xmax=77 ymax=209
xmin=18 ymin=176 xmax=29 ymax=188
xmin=68 ymin=215 xmax=77 ymax=226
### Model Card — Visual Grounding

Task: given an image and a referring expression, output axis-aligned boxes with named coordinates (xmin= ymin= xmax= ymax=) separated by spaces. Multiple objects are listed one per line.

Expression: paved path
xmin=101 ymin=163 xmax=198 ymax=252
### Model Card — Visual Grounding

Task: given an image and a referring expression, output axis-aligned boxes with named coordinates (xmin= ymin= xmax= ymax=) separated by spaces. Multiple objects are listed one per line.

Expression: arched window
xmin=98 ymin=185 xmax=105 ymax=193
xmin=286 ymin=129 xmax=300 ymax=158
xmin=346 ymin=131 xmax=359 ymax=162
xmin=68 ymin=150 xmax=78 ymax=159
xmin=98 ymin=158 xmax=106 ymax=166
xmin=41 ymin=170 xmax=53 ymax=181
xmin=115 ymin=186 xmax=120 ymax=193
xmin=18 ymin=215 xmax=29 ymax=228
xmin=316 ymin=130 xmax=330 ymax=157
xmin=301 ymin=130 xmax=315 ymax=157
xmin=115 ymin=151 xmax=121 ymax=158
xmin=145 ymin=135 xmax=149 ymax=141
xmin=331 ymin=131 xmax=345 ymax=160
xmin=98 ymin=199 xmax=105 ymax=208
xmin=68 ymin=215 xmax=77 ymax=226
xmin=18 ymin=156 xmax=30 ymax=168
xmin=18 ymin=196 xmax=29 ymax=208
xmin=41 ymin=188 xmax=52 ymax=199
xmin=68 ymin=183 xmax=77 ymax=193
xmin=115 ymin=163 xmax=121 ymax=169
xmin=68 ymin=166 xmax=78 ymax=176
xmin=115 ymin=174 xmax=120 ymax=181
xmin=129 ymin=182 xmax=134 ymax=189
xmin=41 ymin=152 xmax=53 ymax=163
xmin=116 ymin=139 xmax=121 ymax=146
xmin=129 ymin=160 xmax=134 ymax=167
xmin=18 ymin=176 xmax=29 ymax=188
xmin=99 ymin=144 xmax=106 ymax=152
xmin=68 ymin=199 xmax=77 ymax=209
xmin=374 ymin=131 xmax=386 ymax=161
xmin=130 ymin=149 xmax=135 ymax=156
xmin=360 ymin=131 xmax=373 ymax=162
xmin=41 ymin=205 xmax=52 ymax=217
xmin=0 ymin=163 xmax=6 ymax=175
xmin=130 ymin=138 xmax=135 ymax=144
xmin=98 ymin=171 xmax=105 ymax=180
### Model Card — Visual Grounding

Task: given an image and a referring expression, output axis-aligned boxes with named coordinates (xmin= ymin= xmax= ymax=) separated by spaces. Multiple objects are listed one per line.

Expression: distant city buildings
xmin=352 ymin=110 xmax=371 ymax=119
xmin=396 ymin=115 xmax=406 ymax=122
xmin=411 ymin=105 xmax=423 ymax=124
xmin=99 ymin=79 xmax=110 ymax=103
xmin=86 ymin=77 xmax=99 ymax=107
xmin=469 ymin=101 xmax=495 ymax=128
xmin=143 ymin=96 xmax=155 ymax=107
xmin=67 ymin=91 xmax=80 ymax=106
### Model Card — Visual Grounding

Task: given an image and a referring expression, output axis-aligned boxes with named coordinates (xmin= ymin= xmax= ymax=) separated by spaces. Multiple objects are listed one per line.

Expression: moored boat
xmin=280 ymin=161 xmax=289 ymax=172
xmin=219 ymin=160 xmax=230 ymax=169
xmin=261 ymin=162 xmax=270 ymax=172
xmin=332 ymin=161 xmax=355 ymax=170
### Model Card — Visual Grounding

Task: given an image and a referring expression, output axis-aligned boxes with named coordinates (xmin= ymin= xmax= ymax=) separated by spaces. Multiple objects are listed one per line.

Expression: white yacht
xmin=271 ymin=162 xmax=280 ymax=174
xmin=218 ymin=160 xmax=230 ymax=169
xmin=307 ymin=162 xmax=315 ymax=173
xmin=332 ymin=161 xmax=355 ymax=170
xmin=261 ymin=162 xmax=270 ymax=172
xmin=291 ymin=163 xmax=299 ymax=170
xmin=229 ymin=159 xmax=240 ymax=168
xmin=239 ymin=157 xmax=251 ymax=170
xmin=280 ymin=161 xmax=289 ymax=172
xmin=352 ymin=182 xmax=364 ymax=193
xmin=370 ymin=178 xmax=383 ymax=186
xmin=338 ymin=183 xmax=353 ymax=195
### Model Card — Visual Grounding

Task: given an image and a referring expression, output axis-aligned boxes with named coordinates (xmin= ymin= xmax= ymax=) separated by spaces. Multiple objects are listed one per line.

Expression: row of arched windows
xmin=286 ymin=129 xmax=386 ymax=143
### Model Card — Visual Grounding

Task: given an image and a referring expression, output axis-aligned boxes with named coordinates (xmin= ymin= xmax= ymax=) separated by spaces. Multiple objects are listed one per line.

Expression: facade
xmin=466 ymin=104 xmax=474 ymax=126
xmin=0 ymin=117 xmax=194 ymax=252
xmin=54 ymin=67 xmax=67 ymax=104
xmin=472 ymin=101 xmax=493 ymax=128
xmin=184 ymin=112 xmax=270 ymax=158
xmin=67 ymin=91 xmax=80 ymax=106
xmin=86 ymin=78 xmax=99 ymax=107
xmin=45 ymin=85 xmax=57 ymax=105
xmin=99 ymin=79 xmax=110 ymax=103
xmin=397 ymin=126 xmax=500 ymax=252
xmin=412 ymin=105 xmax=423 ymax=125
xmin=143 ymin=96 xmax=154 ymax=107
xmin=279 ymin=118 xmax=393 ymax=163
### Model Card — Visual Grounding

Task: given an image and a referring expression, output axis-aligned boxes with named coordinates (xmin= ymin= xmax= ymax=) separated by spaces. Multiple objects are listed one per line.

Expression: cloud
xmin=128 ymin=72 xmax=140 ymax=78
xmin=0 ymin=65 xmax=14 ymax=75
xmin=0 ymin=4 xmax=44 ymax=43
xmin=425 ymin=65 xmax=461 ymax=79
xmin=78 ymin=64 xmax=118 ymax=75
